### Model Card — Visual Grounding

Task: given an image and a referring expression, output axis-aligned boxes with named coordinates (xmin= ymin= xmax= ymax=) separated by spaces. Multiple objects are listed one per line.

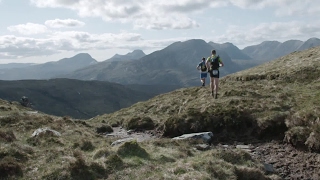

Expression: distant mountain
xmin=61 ymin=39 xmax=241 ymax=87
xmin=242 ymin=38 xmax=320 ymax=61
xmin=0 ymin=63 xmax=36 ymax=69
xmin=0 ymin=78 xmax=153 ymax=119
xmin=242 ymin=41 xmax=282 ymax=61
xmin=0 ymin=53 xmax=98 ymax=80
xmin=109 ymin=50 xmax=146 ymax=61
xmin=209 ymin=42 xmax=252 ymax=60
xmin=297 ymin=38 xmax=320 ymax=51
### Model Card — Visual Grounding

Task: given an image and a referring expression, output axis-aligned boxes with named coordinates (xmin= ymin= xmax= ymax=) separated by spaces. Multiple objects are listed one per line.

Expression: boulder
xmin=172 ymin=132 xmax=213 ymax=143
xmin=31 ymin=127 xmax=61 ymax=137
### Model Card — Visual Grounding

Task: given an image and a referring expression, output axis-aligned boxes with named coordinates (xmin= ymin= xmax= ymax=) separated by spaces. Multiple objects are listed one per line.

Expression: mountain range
xmin=0 ymin=53 xmax=97 ymax=80
xmin=1 ymin=38 xmax=319 ymax=84
xmin=0 ymin=37 xmax=319 ymax=119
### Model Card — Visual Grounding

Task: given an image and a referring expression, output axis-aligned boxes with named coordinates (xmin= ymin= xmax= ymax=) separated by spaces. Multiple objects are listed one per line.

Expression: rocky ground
xmin=106 ymin=128 xmax=320 ymax=180
xmin=252 ymin=142 xmax=320 ymax=180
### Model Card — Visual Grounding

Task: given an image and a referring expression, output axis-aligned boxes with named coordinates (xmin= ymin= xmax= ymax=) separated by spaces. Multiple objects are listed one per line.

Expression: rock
xmin=111 ymin=138 xmax=135 ymax=146
xmin=172 ymin=132 xmax=213 ymax=143
xmin=31 ymin=127 xmax=61 ymax=137
xmin=263 ymin=163 xmax=275 ymax=174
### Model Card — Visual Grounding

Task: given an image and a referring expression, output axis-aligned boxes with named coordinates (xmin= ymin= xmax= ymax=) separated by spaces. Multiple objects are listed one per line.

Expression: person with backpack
xmin=206 ymin=50 xmax=224 ymax=99
xmin=196 ymin=57 xmax=208 ymax=86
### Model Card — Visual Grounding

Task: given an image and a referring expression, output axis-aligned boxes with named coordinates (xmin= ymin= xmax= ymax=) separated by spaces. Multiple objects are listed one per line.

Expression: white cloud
xmin=0 ymin=31 xmax=174 ymax=59
xmin=0 ymin=35 xmax=58 ymax=59
xmin=45 ymin=19 xmax=85 ymax=28
xmin=29 ymin=0 xmax=212 ymax=30
xmin=214 ymin=21 xmax=320 ymax=48
xmin=7 ymin=23 xmax=48 ymax=35
xmin=29 ymin=0 xmax=320 ymax=30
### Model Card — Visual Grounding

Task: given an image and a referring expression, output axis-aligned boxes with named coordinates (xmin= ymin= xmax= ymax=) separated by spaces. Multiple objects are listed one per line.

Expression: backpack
xmin=210 ymin=55 xmax=220 ymax=70
xmin=200 ymin=62 xmax=207 ymax=71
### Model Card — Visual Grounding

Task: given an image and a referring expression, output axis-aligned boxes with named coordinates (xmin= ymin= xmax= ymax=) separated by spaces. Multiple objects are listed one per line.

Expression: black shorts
xmin=209 ymin=69 xmax=219 ymax=78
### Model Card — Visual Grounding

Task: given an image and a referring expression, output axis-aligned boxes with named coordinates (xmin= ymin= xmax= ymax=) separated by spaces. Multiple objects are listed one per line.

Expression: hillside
xmin=92 ymin=45 xmax=319 ymax=143
xmin=0 ymin=47 xmax=319 ymax=180
xmin=0 ymin=53 xmax=97 ymax=80
xmin=0 ymin=79 xmax=154 ymax=119
xmin=88 ymin=46 xmax=320 ymax=179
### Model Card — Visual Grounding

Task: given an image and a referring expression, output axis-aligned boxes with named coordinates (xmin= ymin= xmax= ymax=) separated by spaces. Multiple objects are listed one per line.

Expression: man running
xmin=196 ymin=57 xmax=208 ymax=86
xmin=206 ymin=50 xmax=224 ymax=99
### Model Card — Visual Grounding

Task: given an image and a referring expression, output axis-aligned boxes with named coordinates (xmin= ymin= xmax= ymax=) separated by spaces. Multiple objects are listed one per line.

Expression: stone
xmin=111 ymin=137 xmax=135 ymax=146
xmin=31 ymin=127 xmax=61 ymax=137
xmin=263 ymin=163 xmax=275 ymax=173
xmin=172 ymin=132 xmax=213 ymax=143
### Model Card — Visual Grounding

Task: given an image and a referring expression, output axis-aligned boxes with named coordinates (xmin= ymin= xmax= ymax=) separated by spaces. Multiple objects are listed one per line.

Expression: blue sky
xmin=0 ymin=0 xmax=320 ymax=63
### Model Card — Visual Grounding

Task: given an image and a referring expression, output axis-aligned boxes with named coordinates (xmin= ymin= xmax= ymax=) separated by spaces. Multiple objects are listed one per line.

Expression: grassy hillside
xmin=0 ymin=100 xmax=279 ymax=179
xmin=0 ymin=46 xmax=319 ymax=179
xmin=92 ymin=46 xmax=320 ymax=150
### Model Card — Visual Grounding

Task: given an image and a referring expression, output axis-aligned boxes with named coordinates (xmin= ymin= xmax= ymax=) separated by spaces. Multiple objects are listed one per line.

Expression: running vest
xmin=209 ymin=55 xmax=220 ymax=70
xmin=200 ymin=62 xmax=207 ymax=71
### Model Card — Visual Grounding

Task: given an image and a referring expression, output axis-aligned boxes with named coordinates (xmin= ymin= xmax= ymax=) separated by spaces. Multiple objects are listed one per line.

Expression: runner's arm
xmin=196 ymin=63 xmax=201 ymax=70
xmin=206 ymin=58 xmax=211 ymax=71
xmin=219 ymin=58 xmax=224 ymax=67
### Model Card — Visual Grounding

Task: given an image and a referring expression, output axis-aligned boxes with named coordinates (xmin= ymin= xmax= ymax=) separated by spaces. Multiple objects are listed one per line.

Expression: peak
xmin=73 ymin=53 xmax=92 ymax=58
xmin=305 ymin=37 xmax=320 ymax=42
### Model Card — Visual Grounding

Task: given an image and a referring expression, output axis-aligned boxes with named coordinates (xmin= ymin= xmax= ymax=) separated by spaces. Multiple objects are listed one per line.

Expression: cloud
xmin=0 ymin=31 xmax=172 ymax=59
xmin=45 ymin=19 xmax=85 ymax=28
xmin=0 ymin=35 xmax=58 ymax=59
xmin=29 ymin=0 xmax=320 ymax=30
xmin=29 ymin=0 xmax=212 ymax=29
xmin=213 ymin=21 xmax=320 ymax=48
xmin=7 ymin=23 xmax=48 ymax=35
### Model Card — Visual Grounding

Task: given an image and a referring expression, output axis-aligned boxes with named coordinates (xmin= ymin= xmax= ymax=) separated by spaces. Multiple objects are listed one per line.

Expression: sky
xmin=0 ymin=0 xmax=320 ymax=64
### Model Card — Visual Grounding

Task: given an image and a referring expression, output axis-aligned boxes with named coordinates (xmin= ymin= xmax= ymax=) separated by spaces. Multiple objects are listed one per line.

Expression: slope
xmin=92 ymin=46 xmax=320 ymax=151
xmin=0 ymin=53 xmax=97 ymax=80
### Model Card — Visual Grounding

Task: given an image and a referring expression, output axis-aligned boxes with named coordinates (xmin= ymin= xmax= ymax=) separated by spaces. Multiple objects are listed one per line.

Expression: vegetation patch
xmin=117 ymin=140 xmax=149 ymax=158
xmin=235 ymin=166 xmax=269 ymax=180
xmin=80 ymin=140 xmax=95 ymax=151
xmin=105 ymin=154 xmax=124 ymax=171
xmin=213 ymin=149 xmax=254 ymax=165
xmin=163 ymin=107 xmax=257 ymax=141
xmin=0 ymin=156 xmax=23 ymax=179
xmin=125 ymin=116 xmax=155 ymax=130
xmin=0 ymin=130 xmax=16 ymax=142
xmin=96 ymin=125 xmax=113 ymax=134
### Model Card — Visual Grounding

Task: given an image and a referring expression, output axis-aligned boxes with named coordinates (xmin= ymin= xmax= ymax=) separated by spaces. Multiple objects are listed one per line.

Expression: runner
xmin=196 ymin=57 xmax=208 ymax=87
xmin=206 ymin=50 xmax=224 ymax=99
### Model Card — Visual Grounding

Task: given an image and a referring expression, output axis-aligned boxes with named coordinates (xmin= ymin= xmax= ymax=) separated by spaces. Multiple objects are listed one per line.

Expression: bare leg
xmin=214 ymin=78 xmax=219 ymax=94
xmin=213 ymin=78 xmax=219 ymax=98
xmin=210 ymin=77 xmax=214 ymax=95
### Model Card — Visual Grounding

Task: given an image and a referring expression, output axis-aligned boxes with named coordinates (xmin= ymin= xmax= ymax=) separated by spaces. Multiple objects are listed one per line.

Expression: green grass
xmin=1 ymin=46 xmax=320 ymax=179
